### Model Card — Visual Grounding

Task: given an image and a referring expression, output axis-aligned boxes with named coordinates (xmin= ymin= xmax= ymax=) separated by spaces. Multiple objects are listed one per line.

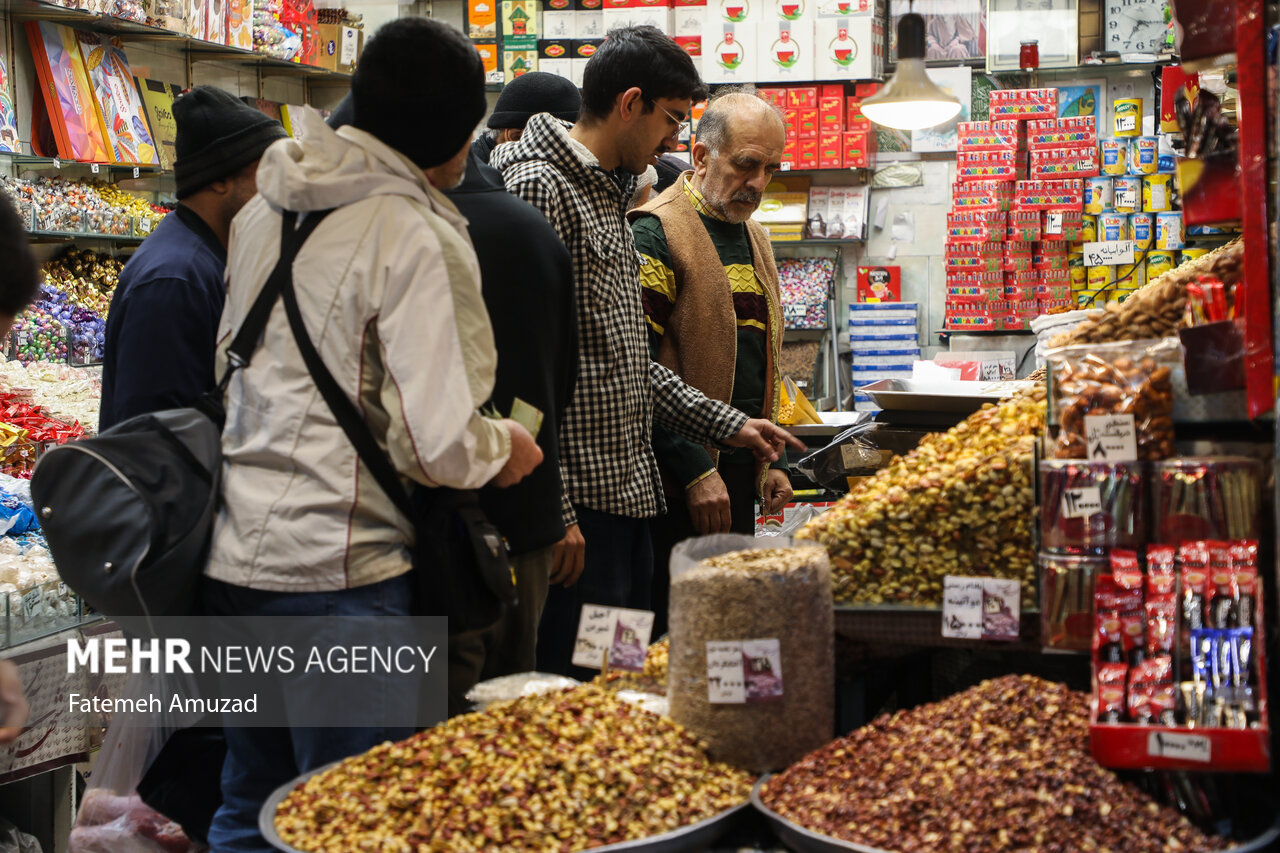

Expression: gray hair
xmin=697 ymin=86 xmax=785 ymax=155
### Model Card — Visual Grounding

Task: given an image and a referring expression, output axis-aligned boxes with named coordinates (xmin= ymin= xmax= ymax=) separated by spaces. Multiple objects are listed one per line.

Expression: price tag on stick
xmin=572 ymin=605 xmax=654 ymax=671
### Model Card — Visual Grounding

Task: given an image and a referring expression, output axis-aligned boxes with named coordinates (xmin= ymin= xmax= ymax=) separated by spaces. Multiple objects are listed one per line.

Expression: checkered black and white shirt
xmin=492 ymin=113 xmax=748 ymax=524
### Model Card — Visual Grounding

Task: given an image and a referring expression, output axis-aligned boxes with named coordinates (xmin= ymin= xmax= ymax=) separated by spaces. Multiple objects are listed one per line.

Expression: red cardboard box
xmin=783 ymin=108 xmax=800 ymax=140
xmin=788 ymin=86 xmax=819 ymax=108
xmin=843 ymin=130 xmax=873 ymax=168
xmin=846 ymin=97 xmax=863 ymax=127
xmin=799 ymin=139 xmax=818 ymax=169
xmin=818 ymin=132 xmax=843 ymax=168
xmin=673 ymin=35 xmax=700 ymax=57
xmin=857 ymin=266 xmax=901 ymax=301
xmin=783 ymin=140 xmax=799 ymax=167
xmin=820 ymin=83 xmax=844 ymax=99
xmin=798 ymin=108 xmax=819 ymax=140
xmin=854 ymin=82 xmax=879 ymax=97
xmin=759 ymin=87 xmax=788 ymax=107
xmin=819 ymin=96 xmax=844 ymax=133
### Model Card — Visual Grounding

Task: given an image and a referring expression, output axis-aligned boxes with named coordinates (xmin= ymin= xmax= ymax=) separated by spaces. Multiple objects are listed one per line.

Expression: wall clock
xmin=1105 ymin=0 xmax=1167 ymax=56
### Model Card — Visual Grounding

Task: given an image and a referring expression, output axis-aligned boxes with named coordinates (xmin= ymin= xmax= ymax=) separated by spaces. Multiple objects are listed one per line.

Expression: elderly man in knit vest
xmin=630 ymin=89 xmax=793 ymax=633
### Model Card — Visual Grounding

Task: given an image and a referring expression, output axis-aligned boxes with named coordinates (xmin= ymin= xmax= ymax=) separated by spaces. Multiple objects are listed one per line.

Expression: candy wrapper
xmin=1151 ymin=457 xmax=1261 ymax=544
xmin=1038 ymin=460 xmax=1145 ymax=555
xmin=1127 ymin=655 xmax=1174 ymax=725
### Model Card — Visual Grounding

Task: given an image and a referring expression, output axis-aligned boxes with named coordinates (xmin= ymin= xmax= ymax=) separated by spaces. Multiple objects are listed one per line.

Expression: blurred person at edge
xmin=0 ymin=194 xmax=40 ymax=743
xmin=100 ymin=86 xmax=287 ymax=431
xmin=631 ymin=89 xmax=793 ymax=637
xmin=492 ymin=25 xmax=803 ymax=678
xmin=201 ymin=18 xmax=541 ymax=852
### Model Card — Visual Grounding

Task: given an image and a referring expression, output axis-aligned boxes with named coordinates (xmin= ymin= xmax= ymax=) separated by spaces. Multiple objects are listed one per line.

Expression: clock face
xmin=1106 ymin=0 xmax=1167 ymax=54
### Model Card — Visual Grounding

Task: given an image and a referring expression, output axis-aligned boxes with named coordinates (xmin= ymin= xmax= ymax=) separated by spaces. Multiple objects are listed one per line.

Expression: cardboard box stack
xmin=848 ymin=301 xmax=920 ymax=412
xmin=758 ymin=83 xmax=876 ymax=171
xmin=532 ymin=0 xmax=606 ymax=83
xmin=944 ymin=88 xmax=1097 ymax=332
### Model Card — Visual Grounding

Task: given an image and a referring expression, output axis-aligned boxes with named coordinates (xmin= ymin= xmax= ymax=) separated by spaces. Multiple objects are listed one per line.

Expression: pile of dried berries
xmin=762 ymin=675 xmax=1224 ymax=853
xmin=275 ymin=684 xmax=752 ymax=852
xmin=799 ymin=388 xmax=1046 ymax=606
xmin=598 ymin=638 xmax=669 ymax=695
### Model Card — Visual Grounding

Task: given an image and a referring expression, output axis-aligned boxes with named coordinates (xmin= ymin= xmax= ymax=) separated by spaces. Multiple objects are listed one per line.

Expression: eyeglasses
xmin=650 ymin=100 xmax=690 ymax=138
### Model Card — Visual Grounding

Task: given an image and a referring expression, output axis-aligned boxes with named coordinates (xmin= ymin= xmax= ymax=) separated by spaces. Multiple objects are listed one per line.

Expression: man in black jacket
xmin=444 ymin=153 xmax=577 ymax=711
xmin=329 ymin=97 xmax=578 ymax=709
xmin=470 ymin=72 xmax=581 ymax=165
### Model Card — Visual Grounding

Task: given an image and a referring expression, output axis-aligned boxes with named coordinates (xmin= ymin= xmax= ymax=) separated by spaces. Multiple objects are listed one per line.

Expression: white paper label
xmin=840 ymin=443 xmax=862 ymax=469
xmin=133 ymin=167 xmax=140 ymax=179
xmin=90 ymin=163 xmax=100 ymax=174
xmin=21 ymin=588 xmax=41 ymax=620
xmin=780 ymin=161 xmax=792 ymax=171
xmin=572 ymin=605 xmax=654 ymax=671
xmin=943 ymin=576 xmax=1021 ymax=641
xmin=57 ymin=582 xmax=68 ymax=597
xmin=707 ymin=638 xmax=783 ymax=703
xmin=1117 ymin=114 xmax=1138 ymax=133
xmin=52 ymin=159 xmax=60 ymax=169
xmin=340 ymin=27 xmax=359 ymax=65
xmin=1115 ymin=188 xmax=1137 ymax=209
xmin=1147 ymin=731 xmax=1211 ymax=763
xmin=1082 ymin=240 xmax=1137 ymax=267
xmin=1061 ymin=486 xmax=1103 ymax=519
xmin=1044 ymin=212 xmax=1063 ymax=235
xmin=1084 ymin=413 xmax=1138 ymax=462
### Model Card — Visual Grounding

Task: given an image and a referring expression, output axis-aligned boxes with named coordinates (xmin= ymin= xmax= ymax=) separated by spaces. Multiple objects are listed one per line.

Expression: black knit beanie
xmin=173 ymin=86 xmax=288 ymax=200
xmin=352 ymin=18 xmax=486 ymax=169
xmin=487 ymin=71 xmax=581 ymax=130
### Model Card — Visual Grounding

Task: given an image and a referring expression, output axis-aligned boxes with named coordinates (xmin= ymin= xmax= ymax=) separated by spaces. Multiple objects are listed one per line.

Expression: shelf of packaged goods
xmin=4 ymin=0 xmax=353 ymax=84
xmin=2 ymin=152 xmax=169 ymax=177
xmin=26 ymin=228 xmax=145 ymax=243
xmin=772 ymin=239 xmax=862 ymax=248
xmin=834 ymin=604 xmax=1043 ymax=651
xmin=777 ymin=168 xmax=872 ymax=180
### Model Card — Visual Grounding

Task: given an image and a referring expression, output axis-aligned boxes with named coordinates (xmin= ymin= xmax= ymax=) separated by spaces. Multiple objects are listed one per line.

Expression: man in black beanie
xmin=472 ymin=70 xmax=581 ymax=164
xmin=203 ymin=17 xmax=541 ymax=852
xmin=99 ymin=85 xmax=286 ymax=430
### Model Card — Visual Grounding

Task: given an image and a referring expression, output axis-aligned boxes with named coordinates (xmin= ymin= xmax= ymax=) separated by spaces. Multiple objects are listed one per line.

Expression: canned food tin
xmin=1117 ymin=260 xmax=1146 ymax=289
xmin=1114 ymin=98 xmax=1143 ymax=137
xmin=1069 ymin=253 xmax=1087 ymax=285
xmin=1129 ymin=137 xmax=1158 ymax=175
xmin=1113 ymin=176 xmax=1141 ymax=213
xmin=1084 ymin=177 xmax=1113 ymax=214
xmin=1156 ymin=212 xmax=1184 ymax=250
xmin=1147 ymin=251 xmax=1175 ymax=279
xmin=1099 ymin=212 xmax=1128 ymax=242
xmin=1180 ymin=248 xmax=1210 ymax=263
xmin=1143 ymin=174 xmax=1173 ymax=211
xmin=1113 ymin=288 xmax=1139 ymax=304
xmin=1100 ymin=140 xmax=1127 ymax=176
xmin=1080 ymin=214 xmax=1097 ymax=243
xmin=1129 ymin=212 xmax=1154 ymax=250
xmin=1088 ymin=264 xmax=1115 ymax=289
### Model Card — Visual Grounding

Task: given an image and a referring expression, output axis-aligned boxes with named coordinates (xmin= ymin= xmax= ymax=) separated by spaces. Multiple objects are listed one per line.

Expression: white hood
xmin=255 ymin=107 xmax=439 ymax=214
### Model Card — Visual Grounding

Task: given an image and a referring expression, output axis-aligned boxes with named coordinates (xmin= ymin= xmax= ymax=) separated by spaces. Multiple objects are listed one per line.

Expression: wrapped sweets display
xmin=274 ymin=684 xmax=752 ymax=852
xmin=799 ymin=387 xmax=1045 ymax=606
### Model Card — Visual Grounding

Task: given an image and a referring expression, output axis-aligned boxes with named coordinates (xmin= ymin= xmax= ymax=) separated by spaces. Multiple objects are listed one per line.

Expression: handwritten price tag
xmin=1148 ymin=731 xmax=1210 ymax=763
xmin=1044 ymin=212 xmax=1063 ymax=235
xmin=1115 ymin=188 xmax=1137 ymax=210
xmin=706 ymin=639 xmax=784 ymax=703
xmin=21 ymin=588 xmax=41 ymax=621
xmin=90 ymin=163 xmax=100 ymax=174
xmin=1081 ymin=240 xmax=1136 ymax=267
xmin=1085 ymin=414 xmax=1137 ymax=462
xmin=943 ymin=576 xmax=1021 ymax=641
xmin=1061 ymin=486 xmax=1103 ymax=519
xmin=133 ymin=167 xmax=140 ymax=179
xmin=572 ymin=605 xmax=654 ymax=671
xmin=706 ymin=642 xmax=746 ymax=703
xmin=1116 ymin=114 xmax=1138 ymax=134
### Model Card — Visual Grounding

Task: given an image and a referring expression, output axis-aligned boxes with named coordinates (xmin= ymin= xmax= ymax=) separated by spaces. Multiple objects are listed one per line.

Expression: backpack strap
xmin=215 ymin=209 xmax=335 ymax=391
xmin=276 ymin=215 xmax=416 ymax=521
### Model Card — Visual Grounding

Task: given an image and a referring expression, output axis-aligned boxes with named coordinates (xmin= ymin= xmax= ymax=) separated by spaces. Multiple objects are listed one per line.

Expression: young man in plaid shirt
xmin=493 ymin=25 xmax=803 ymax=676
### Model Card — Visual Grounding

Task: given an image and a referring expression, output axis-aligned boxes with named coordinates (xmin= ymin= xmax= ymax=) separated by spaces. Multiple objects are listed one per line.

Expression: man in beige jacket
xmin=202 ymin=19 xmax=541 ymax=852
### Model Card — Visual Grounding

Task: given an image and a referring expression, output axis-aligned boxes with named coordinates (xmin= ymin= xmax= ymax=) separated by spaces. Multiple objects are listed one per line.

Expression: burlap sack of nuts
xmin=1049 ymin=239 xmax=1242 ymax=349
xmin=668 ymin=535 xmax=834 ymax=773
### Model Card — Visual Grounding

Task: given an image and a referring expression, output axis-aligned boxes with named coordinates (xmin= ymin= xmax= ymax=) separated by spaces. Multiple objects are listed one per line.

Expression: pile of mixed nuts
xmin=274 ymin=684 xmax=752 ymax=852
xmin=762 ymin=674 xmax=1224 ymax=853
xmin=800 ymin=388 xmax=1046 ymax=606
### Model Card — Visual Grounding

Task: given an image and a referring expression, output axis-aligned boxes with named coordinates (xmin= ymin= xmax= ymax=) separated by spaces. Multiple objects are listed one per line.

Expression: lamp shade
xmin=860 ymin=12 xmax=962 ymax=131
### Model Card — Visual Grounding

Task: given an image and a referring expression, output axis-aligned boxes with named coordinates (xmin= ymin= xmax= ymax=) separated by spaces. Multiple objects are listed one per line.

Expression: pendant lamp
xmin=860 ymin=7 xmax=962 ymax=131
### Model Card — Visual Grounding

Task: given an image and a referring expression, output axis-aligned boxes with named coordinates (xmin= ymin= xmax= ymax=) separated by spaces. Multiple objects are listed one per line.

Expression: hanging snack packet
xmin=1206 ymin=541 xmax=1235 ymax=629
xmin=1127 ymin=655 xmax=1174 ymax=725
xmin=1097 ymin=662 xmax=1129 ymax=723
xmin=1229 ymin=540 xmax=1259 ymax=629
xmin=1180 ymin=542 xmax=1209 ymax=638
xmin=1112 ymin=553 xmax=1146 ymax=666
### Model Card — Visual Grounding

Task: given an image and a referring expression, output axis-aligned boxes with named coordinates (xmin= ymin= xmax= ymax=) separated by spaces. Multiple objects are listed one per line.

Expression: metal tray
xmin=860 ymin=379 xmax=1035 ymax=413
xmin=262 ymin=759 xmax=749 ymax=853
xmin=751 ymin=777 xmax=1280 ymax=853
